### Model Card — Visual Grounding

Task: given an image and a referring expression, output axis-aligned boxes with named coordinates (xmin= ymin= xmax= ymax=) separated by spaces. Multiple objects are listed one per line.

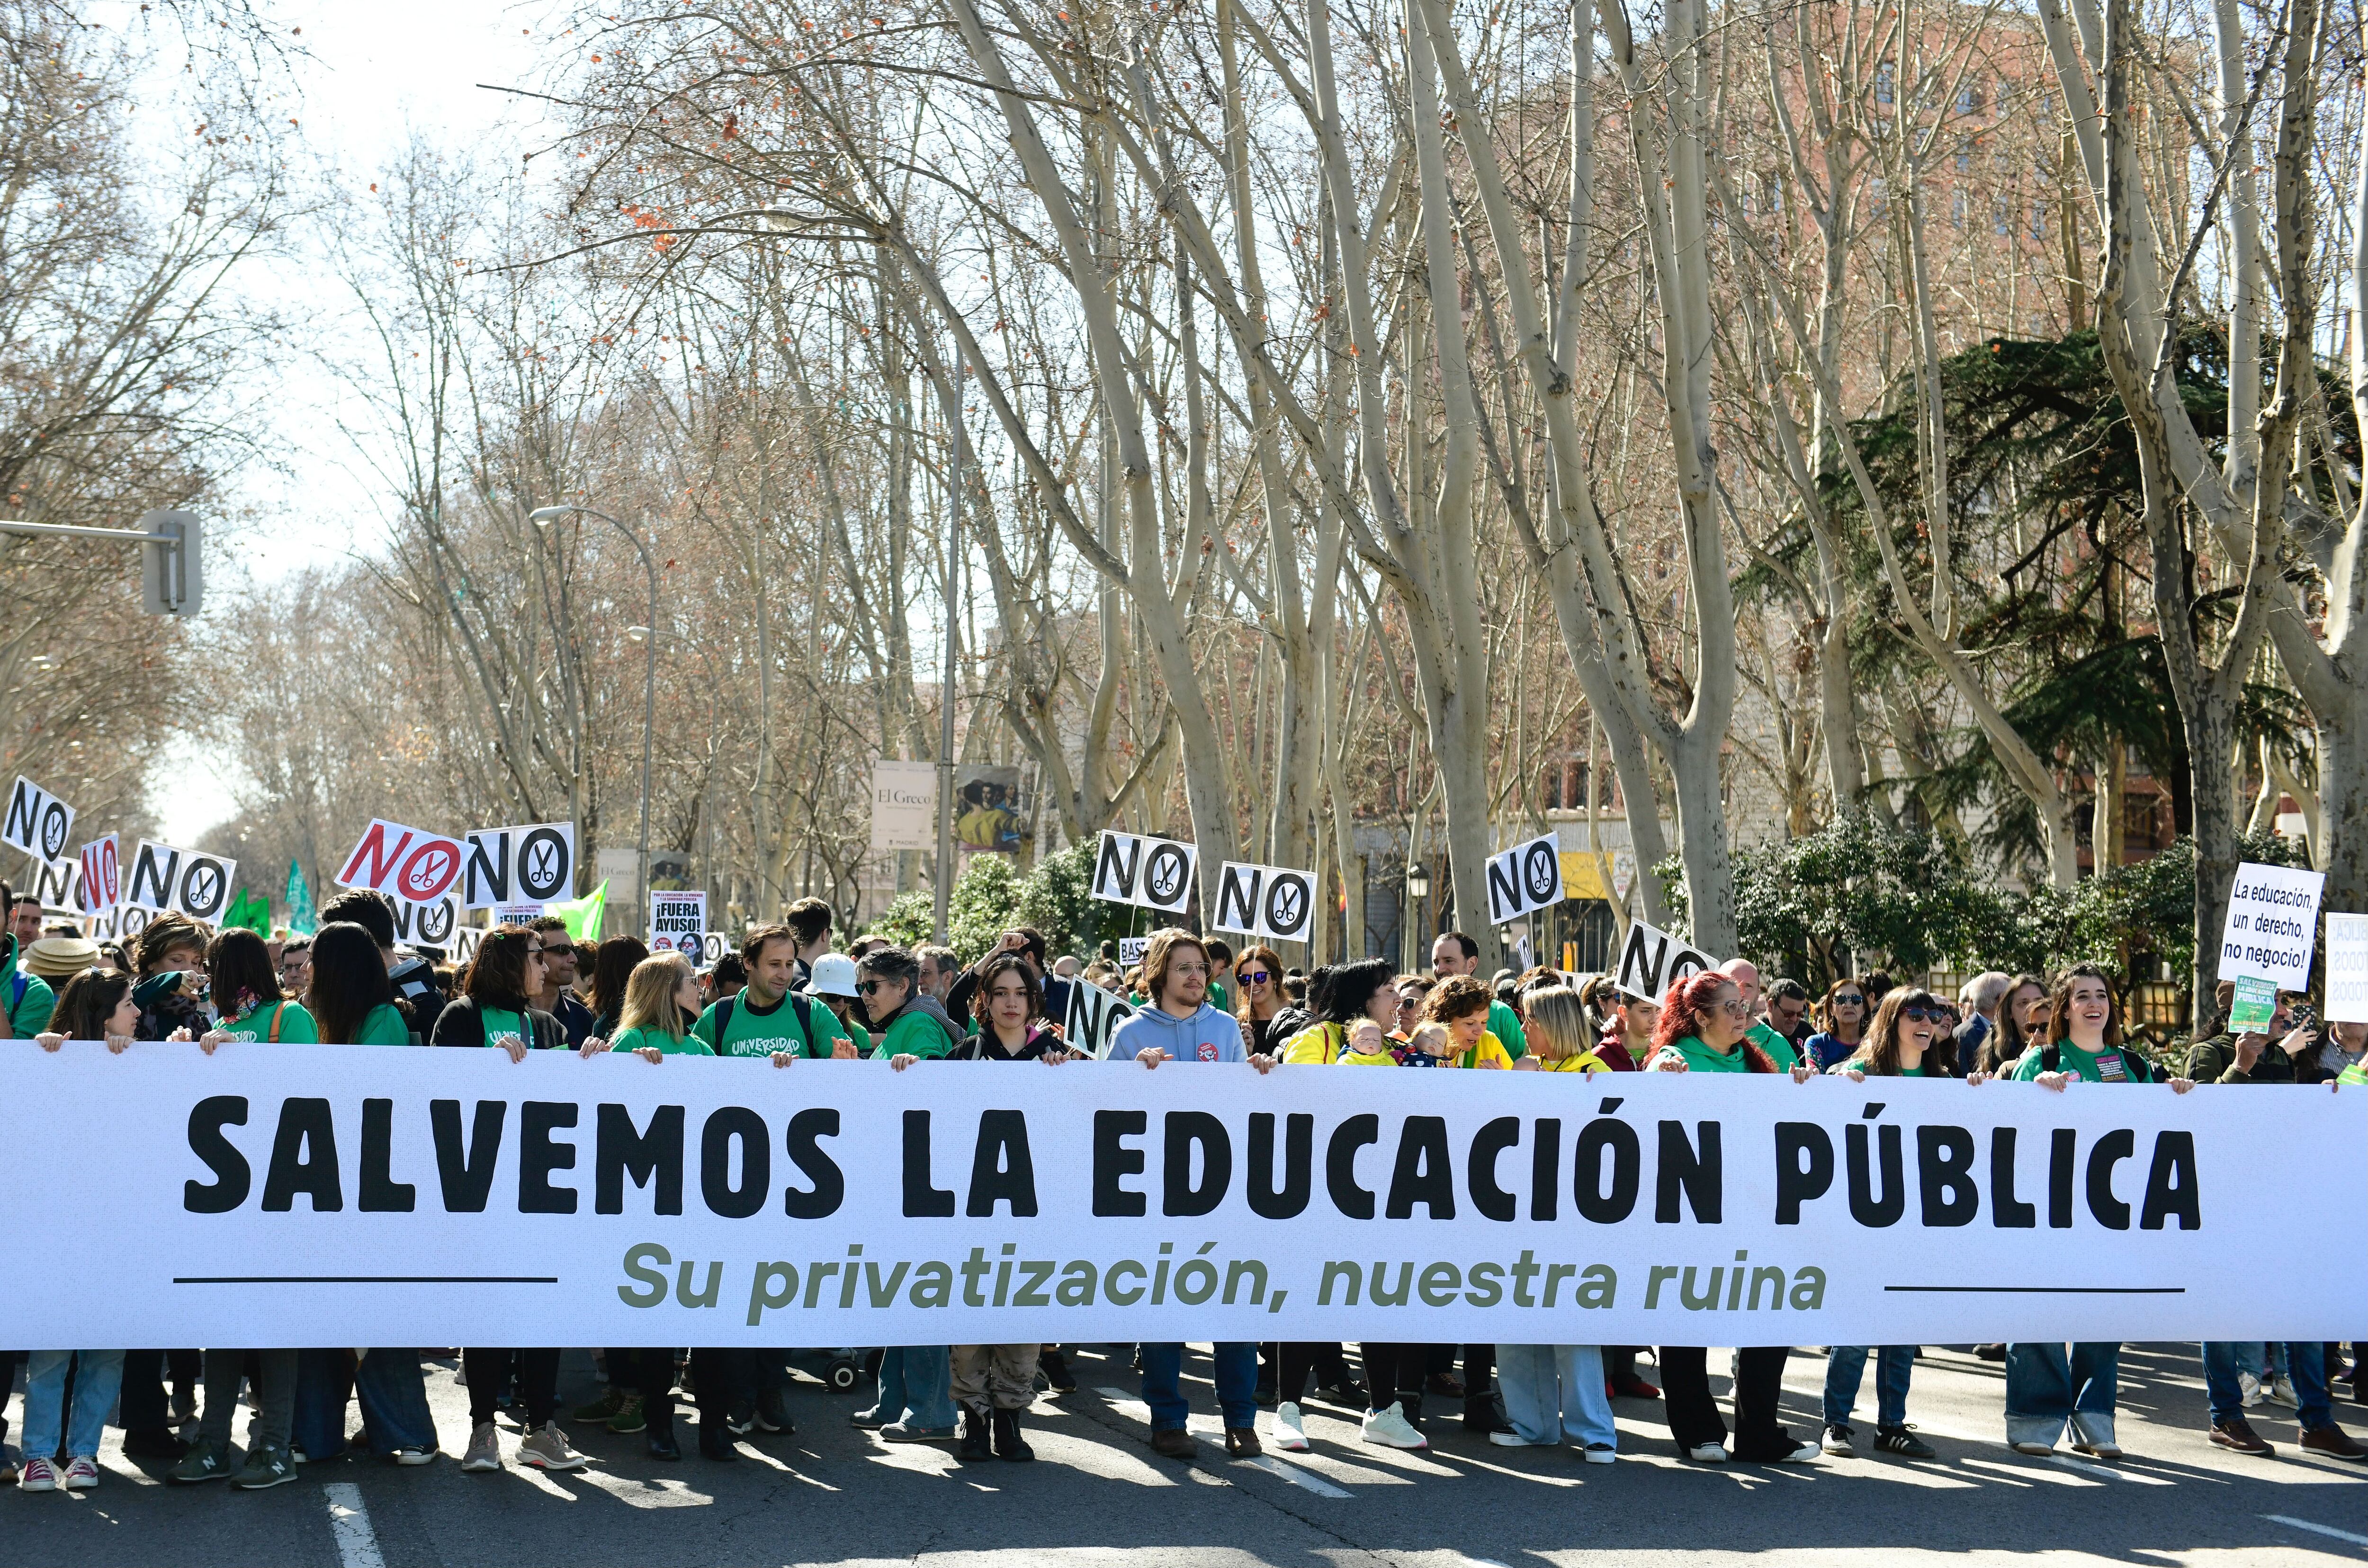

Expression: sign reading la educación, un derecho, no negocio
xmin=1 ymin=1042 xmax=2359 ymax=1350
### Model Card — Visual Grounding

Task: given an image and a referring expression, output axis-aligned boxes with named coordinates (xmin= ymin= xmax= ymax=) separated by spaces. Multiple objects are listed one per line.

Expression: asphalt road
xmin=2 ymin=1342 xmax=2363 ymax=1566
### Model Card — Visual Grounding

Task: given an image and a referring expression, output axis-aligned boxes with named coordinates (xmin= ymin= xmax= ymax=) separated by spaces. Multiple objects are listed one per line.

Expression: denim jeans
xmin=292 ymin=1350 xmax=437 ymax=1459
xmin=1824 ymin=1345 xmax=1914 ymax=1429
xmin=867 ymin=1347 xmax=956 ymax=1429
xmin=1140 ymin=1342 xmax=1258 ymax=1432
xmin=21 ymin=1350 xmax=125 ymax=1460
xmin=1496 ymin=1344 xmax=1615 ymax=1448
xmin=2004 ymin=1342 xmax=2118 ymax=1448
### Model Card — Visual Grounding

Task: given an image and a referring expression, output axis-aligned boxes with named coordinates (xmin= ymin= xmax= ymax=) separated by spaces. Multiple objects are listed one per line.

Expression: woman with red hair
xmin=1645 ymin=970 xmax=1821 ymax=1463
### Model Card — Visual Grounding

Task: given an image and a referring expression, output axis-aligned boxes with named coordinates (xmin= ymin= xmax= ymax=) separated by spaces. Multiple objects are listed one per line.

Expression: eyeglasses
xmin=1899 ymin=1004 xmax=1943 ymax=1023
xmin=1239 ymin=970 xmax=1272 ymax=985
xmin=1715 ymin=998 xmax=1752 ymax=1018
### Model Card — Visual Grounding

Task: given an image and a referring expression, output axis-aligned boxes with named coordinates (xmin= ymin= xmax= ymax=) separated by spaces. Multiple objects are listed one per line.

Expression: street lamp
xmin=531 ymin=503 xmax=659 ymax=929
xmin=1403 ymin=860 xmax=1430 ymax=973
xmin=1404 ymin=860 xmax=1430 ymax=901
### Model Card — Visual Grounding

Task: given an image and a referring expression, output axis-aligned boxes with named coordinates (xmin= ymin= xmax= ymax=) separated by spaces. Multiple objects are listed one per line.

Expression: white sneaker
xmin=1360 ymin=1402 xmax=1428 ymax=1450
xmin=1488 ymin=1430 xmax=1536 ymax=1446
xmin=2240 ymin=1371 xmax=2265 ymax=1408
xmin=1686 ymin=1441 xmax=1729 ymax=1462
xmin=1272 ymin=1402 xmax=1309 ymax=1452
xmin=2269 ymin=1374 xmax=2300 ymax=1409
xmin=1582 ymin=1443 xmax=1617 ymax=1464
xmin=391 ymin=1447 xmax=435 ymax=1467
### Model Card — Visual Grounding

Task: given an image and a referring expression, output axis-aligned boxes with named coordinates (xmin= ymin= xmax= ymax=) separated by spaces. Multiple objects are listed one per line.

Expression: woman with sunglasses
xmin=1814 ymin=989 xmax=1984 ymax=1460
xmin=1646 ymin=971 xmax=1820 ymax=1463
xmin=1232 ymin=944 xmax=1288 ymax=1057
xmin=1803 ymin=979 xmax=1870 ymax=1072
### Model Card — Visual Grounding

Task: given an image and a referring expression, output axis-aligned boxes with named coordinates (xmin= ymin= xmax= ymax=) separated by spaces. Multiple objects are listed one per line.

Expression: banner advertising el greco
xmin=1 ymin=1042 xmax=2359 ymax=1349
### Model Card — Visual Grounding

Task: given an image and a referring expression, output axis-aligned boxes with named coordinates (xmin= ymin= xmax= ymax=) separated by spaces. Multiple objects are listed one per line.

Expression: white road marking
xmin=2051 ymin=1453 xmax=2171 ymax=1485
xmin=1241 ymin=1453 xmax=1353 ymax=1497
xmin=322 ymin=1482 xmax=386 ymax=1568
xmin=2263 ymin=1513 xmax=2368 ymax=1547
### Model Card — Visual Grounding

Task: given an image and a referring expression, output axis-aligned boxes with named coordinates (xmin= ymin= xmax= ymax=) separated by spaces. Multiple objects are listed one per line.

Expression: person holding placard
xmin=1817 ymin=989 xmax=1980 ymax=1461
xmin=2005 ymin=964 xmax=2194 ymax=1459
xmin=1489 ymin=986 xmax=1619 ymax=1463
xmin=1646 ymin=971 xmax=1821 ymax=1465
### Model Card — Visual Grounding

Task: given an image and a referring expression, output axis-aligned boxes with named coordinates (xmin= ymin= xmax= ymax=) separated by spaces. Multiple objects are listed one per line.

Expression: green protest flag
xmin=224 ymin=887 xmax=272 ymax=936
xmin=285 ymin=860 xmax=318 ymax=936
xmin=545 ymin=879 xmax=607 ymax=942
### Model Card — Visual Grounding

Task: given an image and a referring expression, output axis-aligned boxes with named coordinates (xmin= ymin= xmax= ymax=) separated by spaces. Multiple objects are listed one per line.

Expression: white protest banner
xmin=2326 ymin=913 xmax=2368 ymax=1025
xmin=1090 ymin=830 xmax=1198 ymax=915
xmin=29 ymin=854 xmax=79 ymax=915
xmin=337 ymin=819 xmax=467 ymax=907
xmin=1485 ymin=831 xmax=1565 ymax=925
xmin=78 ymin=833 xmax=120 ymax=914
xmin=1 ymin=1047 xmax=2358 ymax=1349
xmin=1117 ymin=936 xmax=1150 ymax=968
xmin=452 ymin=925 xmax=488 ymax=964
xmin=1211 ymin=860 xmax=1317 ymax=944
xmin=1615 ymin=918 xmax=1719 ymax=1002
xmin=462 ymin=822 xmax=577 ymax=909
xmin=1062 ymin=978 xmax=1138 ymax=1060
xmin=387 ymin=894 xmax=458 ymax=948
xmin=1 ymin=775 xmax=74 ymax=863
xmin=650 ymin=890 xmax=708 ymax=957
xmin=2216 ymin=860 xmax=2326 ymax=991
xmin=870 ymin=761 xmax=937 ymax=852
xmin=490 ymin=902 xmax=546 ymax=928
xmin=126 ymin=840 xmax=237 ymax=922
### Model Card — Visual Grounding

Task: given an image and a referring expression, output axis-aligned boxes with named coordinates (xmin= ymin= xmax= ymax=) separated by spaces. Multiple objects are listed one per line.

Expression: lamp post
xmin=531 ymin=504 xmax=658 ymax=930
xmin=1403 ymin=860 xmax=1430 ymax=973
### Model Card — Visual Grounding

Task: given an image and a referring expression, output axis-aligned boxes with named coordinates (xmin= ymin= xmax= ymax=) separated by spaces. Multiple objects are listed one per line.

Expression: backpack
xmin=711 ymin=991 xmax=818 ymax=1056
xmin=2037 ymin=1043 xmax=2154 ymax=1084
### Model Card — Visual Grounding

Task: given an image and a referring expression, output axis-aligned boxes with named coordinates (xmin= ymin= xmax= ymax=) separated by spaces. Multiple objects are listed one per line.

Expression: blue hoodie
xmin=1107 ymin=1001 xmax=1245 ymax=1064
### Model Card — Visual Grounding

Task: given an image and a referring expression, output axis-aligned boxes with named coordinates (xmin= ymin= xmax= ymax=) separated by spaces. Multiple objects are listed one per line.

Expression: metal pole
xmin=636 ymin=534 xmax=658 ymax=934
xmin=933 ymin=373 xmax=963 ymax=946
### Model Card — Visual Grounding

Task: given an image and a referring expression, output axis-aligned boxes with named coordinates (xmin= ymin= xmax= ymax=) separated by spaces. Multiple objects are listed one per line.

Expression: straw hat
xmin=23 ymin=935 xmax=99 ymax=983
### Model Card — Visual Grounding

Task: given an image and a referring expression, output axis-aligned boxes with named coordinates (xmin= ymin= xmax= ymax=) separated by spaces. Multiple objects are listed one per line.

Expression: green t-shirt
xmin=871 ymin=1008 xmax=954 ymax=1061
xmin=1207 ymin=979 xmax=1233 ymax=1018
xmin=1489 ymin=998 xmax=1528 ymax=1060
xmin=612 ymin=1022 xmax=714 ymax=1057
xmin=1747 ymin=1019 xmax=1801 ymax=1070
xmin=7 ymin=970 xmax=54 ymax=1037
xmin=478 ymin=1006 xmax=529 ymax=1048
xmin=351 ymin=1004 xmax=412 ymax=1046
xmin=217 ymin=998 xmax=319 ymax=1044
xmin=2012 ymin=1041 xmax=2146 ymax=1085
xmin=691 ymin=990 xmax=849 ymax=1058
xmin=1651 ymin=1032 xmax=1753 ymax=1074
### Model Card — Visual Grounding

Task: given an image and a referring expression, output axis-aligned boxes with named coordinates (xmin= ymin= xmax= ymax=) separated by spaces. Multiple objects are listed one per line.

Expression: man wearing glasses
xmin=527 ymin=915 xmax=597 ymax=1048
xmin=857 ymin=946 xmax=964 ymax=1059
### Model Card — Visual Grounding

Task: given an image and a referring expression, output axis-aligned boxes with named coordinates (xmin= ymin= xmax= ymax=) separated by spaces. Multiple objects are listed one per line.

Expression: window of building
xmin=1952 ymin=188 xmax=1967 ymax=227
xmin=1876 ymin=60 xmax=1895 ymax=105
xmin=1957 ymin=80 xmax=1984 ymax=116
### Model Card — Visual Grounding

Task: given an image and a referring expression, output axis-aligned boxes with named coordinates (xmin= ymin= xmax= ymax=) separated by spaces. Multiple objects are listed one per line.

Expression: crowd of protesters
xmin=3 ymin=887 xmax=2363 ymax=1492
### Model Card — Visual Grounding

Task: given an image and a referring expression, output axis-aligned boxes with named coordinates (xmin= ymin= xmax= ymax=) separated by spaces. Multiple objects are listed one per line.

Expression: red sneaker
xmin=1610 ymin=1373 xmax=1662 ymax=1401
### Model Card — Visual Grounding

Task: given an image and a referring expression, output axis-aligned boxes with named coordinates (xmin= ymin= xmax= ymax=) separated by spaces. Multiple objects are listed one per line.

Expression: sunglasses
xmin=1833 ymin=994 xmax=1865 ymax=1006
xmin=1239 ymin=970 xmax=1272 ymax=984
xmin=1898 ymin=1004 xmax=1943 ymax=1023
xmin=856 ymin=979 xmax=897 ymax=995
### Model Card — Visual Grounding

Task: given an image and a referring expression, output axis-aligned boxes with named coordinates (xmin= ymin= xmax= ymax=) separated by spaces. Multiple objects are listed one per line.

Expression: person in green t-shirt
xmin=1825 ymin=988 xmax=1974 ymax=1083
xmin=2002 ymin=964 xmax=2192 ymax=1461
xmin=1 ymin=932 xmax=58 ymax=1037
xmin=307 ymin=922 xmax=414 ymax=1045
xmin=1640 ymin=971 xmax=1820 ymax=1466
xmin=1716 ymin=959 xmax=1803 ymax=1071
xmin=587 ymin=951 xmax=714 ymax=1060
xmin=857 ymin=947 xmax=960 ymax=1061
xmin=689 ymin=924 xmax=851 ymax=1063
xmin=188 ymin=929 xmax=319 ymax=1045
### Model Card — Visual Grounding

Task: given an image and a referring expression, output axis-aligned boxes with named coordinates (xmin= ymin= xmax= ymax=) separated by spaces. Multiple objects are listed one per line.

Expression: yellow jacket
xmin=1281 ymin=1021 xmax=1350 ymax=1064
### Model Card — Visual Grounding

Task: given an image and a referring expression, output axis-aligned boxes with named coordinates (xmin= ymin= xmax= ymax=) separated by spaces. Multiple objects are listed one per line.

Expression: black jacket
xmin=431 ymin=995 xmax=568 ymax=1051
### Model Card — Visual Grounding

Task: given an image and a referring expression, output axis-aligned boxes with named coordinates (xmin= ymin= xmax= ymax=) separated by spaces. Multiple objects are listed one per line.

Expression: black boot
xmin=646 ymin=1412 xmax=680 ymax=1461
xmin=1039 ymin=1348 xmax=1077 ymax=1394
xmin=697 ymin=1418 xmax=738 ymax=1461
xmin=957 ymin=1406 xmax=994 ymax=1463
xmin=991 ymin=1407 xmax=1035 ymax=1462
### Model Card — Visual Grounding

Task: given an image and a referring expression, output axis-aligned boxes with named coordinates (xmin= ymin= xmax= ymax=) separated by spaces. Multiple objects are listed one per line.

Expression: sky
xmin=137 ymin=0 xmax=561 ymax=841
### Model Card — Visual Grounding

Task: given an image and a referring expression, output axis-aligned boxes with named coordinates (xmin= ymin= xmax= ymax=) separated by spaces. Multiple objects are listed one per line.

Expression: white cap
xmin=807 ymin=951 xmax=860 ymax=997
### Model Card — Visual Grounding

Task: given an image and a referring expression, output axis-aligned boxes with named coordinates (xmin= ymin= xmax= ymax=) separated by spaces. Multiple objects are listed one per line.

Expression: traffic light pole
xmin=0 ymin=509 xmax=201 ymax=616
